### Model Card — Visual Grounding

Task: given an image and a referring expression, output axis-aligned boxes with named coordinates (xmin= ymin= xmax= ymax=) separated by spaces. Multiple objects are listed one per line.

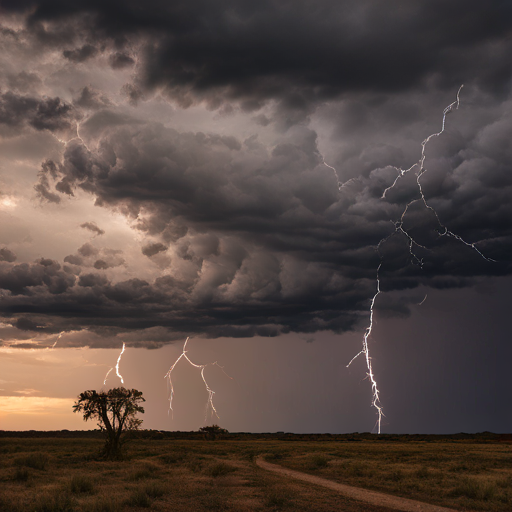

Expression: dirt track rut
xmin=255 ymin=457 xmax=459 ymax=512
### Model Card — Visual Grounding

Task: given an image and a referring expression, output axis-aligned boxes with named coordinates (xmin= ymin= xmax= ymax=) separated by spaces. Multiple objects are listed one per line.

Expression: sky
xmin=0 ymin=0 xmax=511 ymax=434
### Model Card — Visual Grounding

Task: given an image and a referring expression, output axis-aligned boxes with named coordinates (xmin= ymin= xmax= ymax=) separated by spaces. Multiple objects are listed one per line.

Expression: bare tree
xmin=73 ymin=387 xmax=145 ymax=459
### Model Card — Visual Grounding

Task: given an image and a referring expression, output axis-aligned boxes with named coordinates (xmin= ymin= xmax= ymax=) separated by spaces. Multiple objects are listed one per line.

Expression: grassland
xmin=0 ymin=434 xmax=510 ymax=511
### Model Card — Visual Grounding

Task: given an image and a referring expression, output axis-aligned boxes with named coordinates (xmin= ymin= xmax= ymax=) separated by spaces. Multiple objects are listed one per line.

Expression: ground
xmin=0 ymin=434 xmax=511 ymax=511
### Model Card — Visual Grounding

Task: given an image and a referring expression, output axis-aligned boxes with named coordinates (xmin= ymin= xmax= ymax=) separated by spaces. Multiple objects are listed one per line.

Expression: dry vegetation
xmin=0 ymin=435 xmax=510 ymax=511
xmin=270 ymin=440 xmax=512 ymax=511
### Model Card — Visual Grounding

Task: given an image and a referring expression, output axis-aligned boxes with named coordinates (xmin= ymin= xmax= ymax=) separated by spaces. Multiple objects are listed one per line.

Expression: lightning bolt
xmin=103 ymin=342 xmax=126 ymax=385
xmin=164 ymin=337 xmax=232 ymax=422
xmin=47 ymin=329 xmax=80 ymax=350
xmin=329 ymin=85 xmax=494 ymax=434
xmin=417 ymin=294 xmax=428 ymax=306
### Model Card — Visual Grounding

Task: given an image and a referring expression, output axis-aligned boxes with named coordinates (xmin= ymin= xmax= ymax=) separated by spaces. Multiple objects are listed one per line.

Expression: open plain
xmin=0 ymin=432 xmax=510 ymax=511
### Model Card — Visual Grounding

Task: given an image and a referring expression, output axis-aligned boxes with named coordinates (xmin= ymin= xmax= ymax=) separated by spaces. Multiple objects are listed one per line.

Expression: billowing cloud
xmin=3 ymin=0 xmax=511 ymax=113
xmin=0 ymin=1 xmax=510 ymax=350
xmin=142 ymin=242 xmax=168 ymax=257
xmin=0 ymin=92 xmax=76 ymax=135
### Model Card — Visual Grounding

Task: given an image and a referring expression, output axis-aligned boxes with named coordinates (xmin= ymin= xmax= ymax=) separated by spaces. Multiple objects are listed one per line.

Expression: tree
xmin=199 ymin=424 xmax=228 ymax=441
xmin=73 ymin=387 xmax=145 ymax=459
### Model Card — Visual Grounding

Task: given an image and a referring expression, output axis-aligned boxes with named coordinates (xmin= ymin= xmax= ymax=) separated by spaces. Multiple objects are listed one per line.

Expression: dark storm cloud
xmin=62 ymin=43 xmax=98 ymax=63
xmin=80 ymin=221 xmax=105 ymax=236
xmin=4 ymin=0 xmax=511 ymax=110
xmin=109 ymin=52 xmax=135 ymax=69
xmin=141 ymin=242 xmax=168 ymax=257
xmin=0 ymin=92 xmax=75 ymax=134
xmin=0 ymin=258 xmax=75 ymax=296
xmin=0 ymin=1 xmax=510 ymax=349
xmin=2 ymin=100 xmax=511 ymax=346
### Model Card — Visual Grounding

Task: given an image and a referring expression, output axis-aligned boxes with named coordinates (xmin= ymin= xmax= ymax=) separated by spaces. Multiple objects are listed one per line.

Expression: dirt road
xmin=255 ymin=457 xmax=460 ymax=512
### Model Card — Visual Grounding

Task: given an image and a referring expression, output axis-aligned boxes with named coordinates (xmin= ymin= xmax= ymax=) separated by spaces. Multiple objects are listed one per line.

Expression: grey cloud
xmin=62 ymin=44 xmax=98 ymax=63
xmin=64 ymin=244 xmax=124 ymax=270
xmin=0 ymin=92 xmax=75 ymax=134
xmin=0 ymin=1 xmax=510 ymax=350
xmin=141 ymin=242 xmax=168 ymax=257
xmin=7 ymin=72 xmax=43 ymax=93
xmin=4 ymin=1 xmax=511 ymax=114
xmin=109 ymin=52 xmax=135 ymax=69
xmin=63 ymin=254 xmax=83 ymax=266
xmin=0 ymin=259 xmax=75 ymax=295
xmin=74 ymin=86 xmax=112 ymax=110
xmin=80 ymin=221 xmax=105 ymax=236
xmin=0 ymin=248 xmax=17 ymax=262
xmin=34 ymin=160 xmax=61 ymax=203
xmin=77 ymin=243 xmax=98 ymax=257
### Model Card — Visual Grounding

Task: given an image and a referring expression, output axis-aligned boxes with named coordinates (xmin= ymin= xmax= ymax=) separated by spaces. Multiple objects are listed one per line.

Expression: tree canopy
xmin=73 ymin=387 xmax=145 ymax=459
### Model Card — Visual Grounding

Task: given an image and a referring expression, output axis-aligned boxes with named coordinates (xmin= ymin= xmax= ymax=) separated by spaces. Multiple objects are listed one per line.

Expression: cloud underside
xmin=4 ymin=0 xmax=512 ymax=105
xmin=0 ymin=0 xmax=511 ymax=347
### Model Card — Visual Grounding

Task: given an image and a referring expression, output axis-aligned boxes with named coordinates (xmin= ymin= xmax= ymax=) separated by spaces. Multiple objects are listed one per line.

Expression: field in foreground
xmin=1 ymin=434 xmax=511 ymax=511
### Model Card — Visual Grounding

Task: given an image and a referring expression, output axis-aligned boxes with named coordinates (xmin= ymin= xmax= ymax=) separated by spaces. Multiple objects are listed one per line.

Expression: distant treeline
xmin=0 ymin=430 xmax=510 ymax=443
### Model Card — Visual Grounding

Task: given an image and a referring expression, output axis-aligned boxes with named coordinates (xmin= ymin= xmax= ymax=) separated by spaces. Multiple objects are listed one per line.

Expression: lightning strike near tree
xmin=104 ymin=343 xmax=126 ymax=385
xmin=328 ymin=85 xmax=494 ymax=434
xmin=164 ymin=337 xmax=231 ymax=422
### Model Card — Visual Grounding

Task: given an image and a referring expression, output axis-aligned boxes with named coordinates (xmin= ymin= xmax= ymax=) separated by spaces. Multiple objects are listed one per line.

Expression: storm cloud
xmin=0 ymin=1 xmax=510 ymax=349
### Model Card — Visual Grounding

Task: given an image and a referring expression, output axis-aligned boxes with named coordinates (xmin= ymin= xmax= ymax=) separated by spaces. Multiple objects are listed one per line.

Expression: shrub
xmin=143 ymin=482 xmax=166 ymax=499
xmin=14 ymin=452 xmax=49 ymax=471
xmin=160 ymin=452 xmax=186 ymax=464
xmin=199 ymin=425 xmax=228 ymax=441
xmin=128 ymin=463 xmax=159 ymax=481
xmin=13 ymin=466 xmax=30 ymax=482
xmin=415 ymin=466 xmax=431 ymax=479
xmin=265 ymin=489 xmax=292 ymax=508
xmin=205 ymin=462 xmax=237 ymax=478
xmin=69 ymin=475 xmax=95 ymax=494
xmin=125 ymin=489 xmax=152 ymax=508
xmin=451 ymin=477 xmax=497 ymax=501
xmin=308 ymin=454 xmax=329 ymax=469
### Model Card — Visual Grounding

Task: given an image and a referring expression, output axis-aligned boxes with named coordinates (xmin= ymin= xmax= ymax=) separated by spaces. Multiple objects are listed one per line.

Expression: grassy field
xmin=0 ymin=435 xmax=511 ymax=511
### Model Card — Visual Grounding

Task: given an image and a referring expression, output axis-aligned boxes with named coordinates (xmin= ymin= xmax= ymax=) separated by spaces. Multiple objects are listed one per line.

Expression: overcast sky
xmin=0 ymin=0 xmax=511 ymax=434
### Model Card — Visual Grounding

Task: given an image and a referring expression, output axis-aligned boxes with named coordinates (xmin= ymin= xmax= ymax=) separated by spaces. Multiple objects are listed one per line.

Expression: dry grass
xmin=0 ymin=436 xmax=510 ymax=511
xmin=275 ymin=440 xmax=512 ymax=511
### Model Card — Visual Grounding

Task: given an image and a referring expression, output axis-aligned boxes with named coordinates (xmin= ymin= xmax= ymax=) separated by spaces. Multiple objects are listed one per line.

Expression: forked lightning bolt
xmin=103 ymin=343 xmax=126 ymax=385
xmin=164 ymin=337 xmax=231 ymax=422
xmin=330 ymin=86 xmax=494 ymax=434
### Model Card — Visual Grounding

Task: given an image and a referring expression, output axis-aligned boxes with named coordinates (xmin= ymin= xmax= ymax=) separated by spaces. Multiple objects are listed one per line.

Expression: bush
xmin=125 ymin=489 xmax=152 ymax=508
xmin=451 ymin=477 xmax=497 ymax=501
xmin=265 ymin=489 xmax=292 ymax=508
xmin=160 ymin=452 xmax=186 ymax=464
xmin=205 ymin=462 xmax=237 ymax=478
xmin=142 ymin=482 xmax=166 ymax=499
xmin=308 ymin=454 xmax=329 ymax=469
xmin=199 ymin=425 xmax=228 ymax=440
xmin=127 ymin=463 xmax=159 ymax=481
xmin=13 ymin=466 xmax=30 ymax=482
xmin=14 ymin=452 xmax=49 ymax=471
xmin=69 ymin=475 xmax=95 ymax=494
xmin=415 ymin=466 xmax=431 ymax=479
